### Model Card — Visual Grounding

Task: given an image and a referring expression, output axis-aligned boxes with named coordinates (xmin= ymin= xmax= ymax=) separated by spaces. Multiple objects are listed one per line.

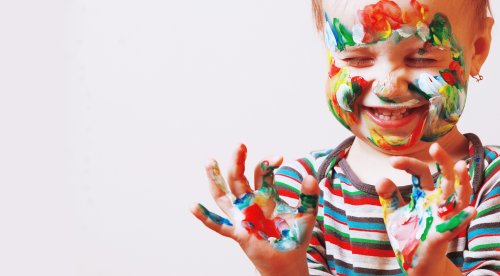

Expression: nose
xmin=371 ymin=69 xmax=411 ymax=102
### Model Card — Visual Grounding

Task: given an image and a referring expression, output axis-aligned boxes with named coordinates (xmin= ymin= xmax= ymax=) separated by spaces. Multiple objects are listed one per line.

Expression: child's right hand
xmin=191 ymin=144 xmax=320 ymax=276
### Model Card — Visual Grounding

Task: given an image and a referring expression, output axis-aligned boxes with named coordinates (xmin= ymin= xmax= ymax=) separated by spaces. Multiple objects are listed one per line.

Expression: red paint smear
xmin=404 ymin=0 xmax=429 ymax=25
xmin=437 ymin=199 xmax=455 ymax=217
xmin=358 ymin=0 xmax=403 ymax=43
xmin=441 ymin=71 xmax=457 ymax=86
xmin=242 ymin=204 xmax=281 ymax=239
xmin=402 ymin=237 xmax=419 ymax=270
xmin=351 ymin=76 xmax=369 ymax=91
xmin=329 ymin=63 xmax=341 ymax=78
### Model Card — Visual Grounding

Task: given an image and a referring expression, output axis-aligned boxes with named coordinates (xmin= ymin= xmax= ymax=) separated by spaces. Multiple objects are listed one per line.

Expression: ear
xmin=470 ymin=17 xmax=495 ymax=77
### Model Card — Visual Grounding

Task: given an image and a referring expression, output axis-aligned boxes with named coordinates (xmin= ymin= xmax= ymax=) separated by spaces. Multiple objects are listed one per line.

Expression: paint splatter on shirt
xmin=275 ymin=134 xmax=500 ymax=275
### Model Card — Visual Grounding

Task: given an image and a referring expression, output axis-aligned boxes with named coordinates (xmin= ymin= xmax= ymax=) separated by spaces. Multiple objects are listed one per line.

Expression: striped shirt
xmin=275 ymin=134 xmax=500 ymax=275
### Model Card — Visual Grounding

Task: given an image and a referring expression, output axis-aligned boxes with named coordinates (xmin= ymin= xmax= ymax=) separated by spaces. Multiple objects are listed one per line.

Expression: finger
xmin=206 ymin=159 xmax=232 ymax=196
xmin=435 ymin=206 xmax=476 ymax=241
xmin=253 ymin=156 xmax=284 ymax=190
xmin=297 ymin=175 xmax=320 ymax=215
xmin=191 ymin=203 xmax=234 ymax=238
xmin=206 ymin=160 xmax=242 ymax=221
xmin=429 ymin=143 xmax=456 ymax=200
xmin=390 ymin=156 xmax=434 ymax=191
xmin=454 ymin=160 xmax=472 ymax=211
xmin=294 ymin=175 xmax=320 ymax=244
xmin=437 ymin=159 xmax=472 ymax=219
xmin=375 ymin=178 xmax=406 ymax=217
xmin=227 ymin=144 xmax=253 ymax=198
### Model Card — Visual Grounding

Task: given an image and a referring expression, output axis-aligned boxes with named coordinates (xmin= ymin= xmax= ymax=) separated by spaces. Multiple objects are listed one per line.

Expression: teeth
xmin=373 ymin=108 xmax=411 ymax=121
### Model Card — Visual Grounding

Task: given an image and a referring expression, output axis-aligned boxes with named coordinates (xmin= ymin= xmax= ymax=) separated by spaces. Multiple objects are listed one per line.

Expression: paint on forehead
xmin=324 ymin=0 xmax=430 ymax=51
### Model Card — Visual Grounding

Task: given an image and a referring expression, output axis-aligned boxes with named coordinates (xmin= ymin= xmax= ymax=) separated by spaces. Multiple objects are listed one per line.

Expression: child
xmin=192 ymin=0 xmax=499 ymax=275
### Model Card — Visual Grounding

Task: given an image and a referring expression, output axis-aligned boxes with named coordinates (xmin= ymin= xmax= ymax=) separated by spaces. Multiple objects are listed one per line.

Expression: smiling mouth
xmin=364 ymin=105 xmax=428 ymax=128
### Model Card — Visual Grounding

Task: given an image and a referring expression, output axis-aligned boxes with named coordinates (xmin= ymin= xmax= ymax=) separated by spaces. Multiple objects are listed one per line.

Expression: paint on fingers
xmin=437 ymin=192 xmax=457 ymax=218
xmin=297 ymin=193 xmax=319 ymax=214
xmin=198 ymin=204 xmax=233 ymax=226
xmin=208 ymin=160 xmax=234 ymax=199
xmin=259 ymin=160 xmax=279 ymax=189
xmin=435 ymin=210 xmax=470 ymax=233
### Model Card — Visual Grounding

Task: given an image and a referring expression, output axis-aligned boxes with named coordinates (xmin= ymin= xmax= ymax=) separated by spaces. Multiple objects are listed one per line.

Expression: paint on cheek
xmin=412 ymin=13 xmax=467 ymax=142
xmin=197 ymin=203 xmax=233 ymax=226
xmin=435 ymin=210 xmax=470 ymax=233
xmin=327 ymin=64 xmax=356 ymax=129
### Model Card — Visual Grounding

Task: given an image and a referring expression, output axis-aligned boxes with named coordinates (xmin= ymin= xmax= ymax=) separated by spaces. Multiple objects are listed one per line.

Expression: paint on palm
xmin=325 ymin=0 xmax=467 ymax=151
xmin=380 ymin=173 xmax=468 ymax=273
xmin=200 ymin=160 xmax=318 ymax=251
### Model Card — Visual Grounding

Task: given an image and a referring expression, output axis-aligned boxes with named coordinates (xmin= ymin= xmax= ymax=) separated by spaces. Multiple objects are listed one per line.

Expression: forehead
xmin=322 ymin=0 xmax=473 ymax=50
xmin=323 ymin=0 xmax=465 ymax=31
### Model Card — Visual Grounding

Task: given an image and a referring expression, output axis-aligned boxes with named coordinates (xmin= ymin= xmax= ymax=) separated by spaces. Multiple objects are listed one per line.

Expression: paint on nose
xmin=373 ymin=79 xmax=399 ymax=103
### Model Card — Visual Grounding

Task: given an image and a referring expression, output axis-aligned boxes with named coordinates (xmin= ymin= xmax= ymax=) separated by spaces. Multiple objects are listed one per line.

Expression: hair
xmin=311 ymin=0 xmax=492 ymax=32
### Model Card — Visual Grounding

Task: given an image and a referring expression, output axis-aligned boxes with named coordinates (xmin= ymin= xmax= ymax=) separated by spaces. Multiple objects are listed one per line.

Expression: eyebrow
xmin=340 ymin=45 xmax=372 ymax=52
xmin=418 ymin=44 xmax=453 ymax=54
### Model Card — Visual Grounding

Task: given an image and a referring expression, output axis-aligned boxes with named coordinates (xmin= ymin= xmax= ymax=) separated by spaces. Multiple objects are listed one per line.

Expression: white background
xmin=0 ymin=1 xmax=498 ymax=275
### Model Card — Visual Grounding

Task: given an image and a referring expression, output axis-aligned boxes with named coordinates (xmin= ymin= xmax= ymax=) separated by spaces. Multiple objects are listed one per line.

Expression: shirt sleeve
xmin=275 ymin=154 xmax=334 ymax=275
xmin=462 ymin=155 xmax=500 ymax=275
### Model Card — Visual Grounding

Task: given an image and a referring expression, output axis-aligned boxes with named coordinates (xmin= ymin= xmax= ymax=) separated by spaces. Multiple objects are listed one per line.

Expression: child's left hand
xmin=376 ymin=143 xmax=477 ymax=276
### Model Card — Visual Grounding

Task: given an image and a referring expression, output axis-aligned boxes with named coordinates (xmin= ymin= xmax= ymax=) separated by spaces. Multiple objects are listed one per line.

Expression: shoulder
xmin=473 ymin=144 xmax=500 ymax=206
xmin=274 ymin=148 xmax=336 ymax=201
xmin=483 ymin=145 xmax=500 ymax=182
xmin=275 ymin=148 xmax=334 ymax=183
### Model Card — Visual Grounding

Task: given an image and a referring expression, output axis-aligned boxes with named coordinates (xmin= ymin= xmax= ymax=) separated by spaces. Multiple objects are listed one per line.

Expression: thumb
xmin=291 ymin=175 xmax=320 ymax=245
xmin=298 ymin=175 xmax=320 ymax=214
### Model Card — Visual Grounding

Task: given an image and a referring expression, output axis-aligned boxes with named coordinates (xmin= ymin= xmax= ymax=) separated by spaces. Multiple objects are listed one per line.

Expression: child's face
xmin=324 ymin=0 xmax=476 ymax=154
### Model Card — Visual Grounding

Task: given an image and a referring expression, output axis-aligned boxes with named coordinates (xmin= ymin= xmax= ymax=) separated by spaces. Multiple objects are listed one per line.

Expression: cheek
xmin=326 ymin=63 xmax=369 ymax=130
xmin=412 ymin=72 xmax=467 ymax=141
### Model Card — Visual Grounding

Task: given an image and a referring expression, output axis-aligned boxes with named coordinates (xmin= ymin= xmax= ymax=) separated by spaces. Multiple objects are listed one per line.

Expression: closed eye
xmin=405 ymin=57 xmax=438 ymax=67
xmin=342 ymin=57 xmax=375 ymax=68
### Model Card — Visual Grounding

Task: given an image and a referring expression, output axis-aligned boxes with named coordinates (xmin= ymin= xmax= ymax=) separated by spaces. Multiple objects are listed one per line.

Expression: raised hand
xmin=376 ymin=143 xmax=476 ymax=275
xmin=191 ymin=144 xmax=320 ymax=276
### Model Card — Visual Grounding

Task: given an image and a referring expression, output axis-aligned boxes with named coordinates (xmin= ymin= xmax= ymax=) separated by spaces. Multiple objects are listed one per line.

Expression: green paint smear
xmin=377 ymin=96 xmax=397 ymax=103
xmin=298 ymin=193 xmax=318 ymax=213
xmin=429 ymin=13 xmax=465 ymax=83
xmin=408 ymin=82 xmax=432 ymax=100
xmin=333 ymin=18 xmax=355 ymax=51
xmin=260 ymin=161 xmax=278 ymax=188
xmin=420 ymin=215 xmax=434 ymax=241
xmin=435 ymin=210 xmax=469 ymax=233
